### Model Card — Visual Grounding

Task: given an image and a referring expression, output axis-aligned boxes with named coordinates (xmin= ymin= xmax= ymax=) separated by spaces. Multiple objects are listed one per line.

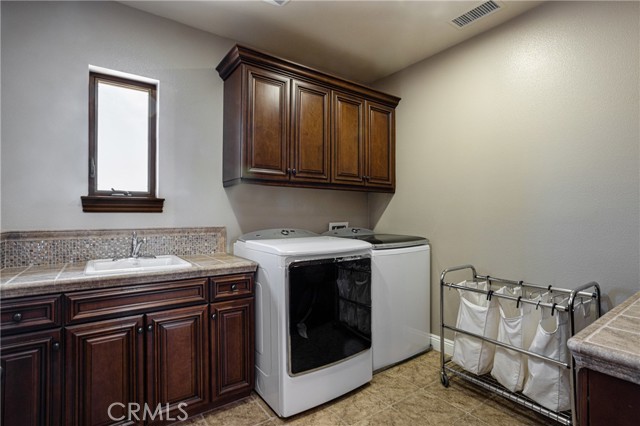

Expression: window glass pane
xmin=96 ymin=81 xmax=149 ymax=192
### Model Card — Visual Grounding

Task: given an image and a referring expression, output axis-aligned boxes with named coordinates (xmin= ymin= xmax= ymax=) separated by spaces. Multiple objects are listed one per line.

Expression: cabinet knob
xmin=147 ymin=324 xmax=153 ymax=332
xmin=52 ymin=342 xmax=61 ymax=351
xmin=211 ymin=313 xmax=217 ymax=320
xmin=286 ymin=168 xmax=292 ymax=174
xmin=137 ymin=327 xmax=144 ymax=334
xmin=231 ymin=284 xmax=238 ymax=291
xmin=12 ymin=313 xmax=22 ymax=323
xmin=292 ymin=168 xmax=297 ymax=176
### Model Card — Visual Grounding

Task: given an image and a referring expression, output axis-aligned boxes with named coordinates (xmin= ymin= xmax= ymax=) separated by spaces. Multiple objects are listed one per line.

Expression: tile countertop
xmin=567 ymin=290 xmax=640 ymax=385
xmin=0 ymin=254 xmax=257 ymax=299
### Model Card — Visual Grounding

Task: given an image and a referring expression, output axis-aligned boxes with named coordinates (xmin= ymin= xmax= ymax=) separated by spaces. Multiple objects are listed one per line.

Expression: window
xmin=81 ymin=70 xmax=164 ymax=212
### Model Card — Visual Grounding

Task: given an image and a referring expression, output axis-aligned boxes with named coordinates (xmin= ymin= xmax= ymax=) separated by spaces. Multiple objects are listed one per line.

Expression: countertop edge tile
xmin=568 ymin=290 xmax=640 ymax=386
xmin=0 ymin=254 xmax=257 ymax=298
xmin=571 ymin=349 xmax=640 ymax=386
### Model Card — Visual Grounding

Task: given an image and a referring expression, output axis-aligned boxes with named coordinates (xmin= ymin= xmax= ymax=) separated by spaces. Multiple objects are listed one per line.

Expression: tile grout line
xmin=251 ymin=397 xmax=277 ymax=424
xmin=181 ymin=352 xmax=554 ymax=426
xmin=3 ymin=265 xmax=32 ymax=285
xmin=54 ymin=263 xmax=69 ymax=281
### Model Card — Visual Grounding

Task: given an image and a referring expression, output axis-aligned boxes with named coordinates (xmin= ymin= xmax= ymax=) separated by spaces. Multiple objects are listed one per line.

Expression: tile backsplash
xmin=1 ymin=227 xmax=226 ymax=268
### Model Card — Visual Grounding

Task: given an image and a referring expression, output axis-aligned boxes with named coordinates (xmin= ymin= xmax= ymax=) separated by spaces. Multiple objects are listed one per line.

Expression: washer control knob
xmin=281 ymin=230 xmax=289 ymax=236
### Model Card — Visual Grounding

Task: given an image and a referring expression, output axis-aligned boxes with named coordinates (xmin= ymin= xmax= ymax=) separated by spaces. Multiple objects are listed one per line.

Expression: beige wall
xmin=0 ymin=1 xmax=369 ymax=246
xmin=372 ymin=1 xmax=640 ymax=335
xmin=3 ymin=1 xmax=639 ymax=331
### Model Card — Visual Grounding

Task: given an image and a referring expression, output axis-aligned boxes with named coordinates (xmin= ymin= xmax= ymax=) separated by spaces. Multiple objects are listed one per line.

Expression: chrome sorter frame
xmin=439 ymin=264 xmax=601 ymax=426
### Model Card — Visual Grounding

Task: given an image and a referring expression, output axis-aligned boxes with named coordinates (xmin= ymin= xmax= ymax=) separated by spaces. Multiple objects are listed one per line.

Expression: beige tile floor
xmin=180 ymin=351 xmax=560 ymax=426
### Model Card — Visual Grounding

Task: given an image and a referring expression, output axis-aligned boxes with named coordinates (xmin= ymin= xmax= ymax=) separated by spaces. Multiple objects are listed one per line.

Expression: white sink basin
xmin=84 ymin=255 xmax=192 ymax=275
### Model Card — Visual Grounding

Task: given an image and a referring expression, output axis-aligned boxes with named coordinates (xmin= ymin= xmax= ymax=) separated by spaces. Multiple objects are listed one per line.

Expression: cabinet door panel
xmin=65 ymin=316 xmax=144 ymax=426
xmin=145 ymin=305 xmax=209 ymax=421
xmin=292 ymin=80 xmax=330 ymax=182
xmin=246 ymin=67 xmax=290 ymax=180
xmin=581 ymin=368 xmax=639 ymax=426
xmin=332 ymin=92 xmax=364 ymax=185
xmin=1 ymin=329 xmax=62 ymax=426
xmin=211 ymin=298 xmax=254 ymax=401
xmin=365 ymin=101 xmax=395 ymax=189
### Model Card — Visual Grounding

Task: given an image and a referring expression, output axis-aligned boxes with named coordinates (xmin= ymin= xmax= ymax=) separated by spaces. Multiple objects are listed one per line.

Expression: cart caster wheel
xmin=440 ymin=372 xmax=449 ymax=388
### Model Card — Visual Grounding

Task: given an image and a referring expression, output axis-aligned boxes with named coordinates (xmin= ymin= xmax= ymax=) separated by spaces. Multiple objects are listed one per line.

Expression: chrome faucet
xmin=130 ymin=231 xmax=145 ymax=258
xmin=111 ymin=232 xmax=154 ymax=261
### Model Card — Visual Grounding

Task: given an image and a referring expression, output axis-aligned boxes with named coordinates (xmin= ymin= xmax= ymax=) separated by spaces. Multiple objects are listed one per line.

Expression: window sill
xmin=81 ymin=196 xmax=165 ymax=213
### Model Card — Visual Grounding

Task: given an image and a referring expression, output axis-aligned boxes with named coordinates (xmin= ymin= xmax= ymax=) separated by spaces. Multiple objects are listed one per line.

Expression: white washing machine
xmin=234 ymin=229 xmax=373 ymax=417
xmin=325 ymin=228 xmax=431 ymax=371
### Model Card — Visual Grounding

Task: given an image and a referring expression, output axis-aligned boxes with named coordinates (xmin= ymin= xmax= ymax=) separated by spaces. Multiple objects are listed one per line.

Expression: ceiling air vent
xmin=263 ymin=0 xmax=291 ymax=6
xmin=451 ymin=1 xmax=501 ymax=28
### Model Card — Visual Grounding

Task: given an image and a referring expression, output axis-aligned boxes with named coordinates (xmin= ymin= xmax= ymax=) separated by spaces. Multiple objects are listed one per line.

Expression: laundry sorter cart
xmin=439 ymin=265 xmax=601 ymax=426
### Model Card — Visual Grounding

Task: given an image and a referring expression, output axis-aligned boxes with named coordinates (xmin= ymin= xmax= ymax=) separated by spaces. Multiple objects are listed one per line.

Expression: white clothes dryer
xmin=234 ymin=229 xmax=373 ymax=417
xmin=324 ymin=228 xmax=431 ymax=371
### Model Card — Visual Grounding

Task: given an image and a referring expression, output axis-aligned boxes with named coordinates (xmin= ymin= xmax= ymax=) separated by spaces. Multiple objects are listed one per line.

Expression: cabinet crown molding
xmin=216 ymin=44 xmax=400 ymax=108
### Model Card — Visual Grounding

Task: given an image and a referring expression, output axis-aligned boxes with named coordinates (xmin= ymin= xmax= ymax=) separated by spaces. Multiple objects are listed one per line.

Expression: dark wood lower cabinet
xmin=65 ymin=308 xmax=211 ymax=426
xmin=65 ymin=316 xmax=144 ymax=426
xmin=211 ymin=298 xmax=255 ymax=402
xmin=578 ymin=368 xmax=640 ymax=426
xmin=1 ymin=273 xmax=255 ymax=426
xmin=146 ymin=305 xmax=209 ymax=424
xmin=1 ymin=329 xmax=62 ymax=426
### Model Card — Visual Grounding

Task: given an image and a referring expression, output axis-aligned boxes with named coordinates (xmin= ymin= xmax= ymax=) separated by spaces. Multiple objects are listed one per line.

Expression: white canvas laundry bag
xmin=522 ymin=302 xmax=571 ymax=412
xmin=573 ymin=297 xmax=597 ymax=334
xmin=451 ymin=280 xmax=501 ymax=375
xmin=490 ymin=287 xmax=541 ymax=392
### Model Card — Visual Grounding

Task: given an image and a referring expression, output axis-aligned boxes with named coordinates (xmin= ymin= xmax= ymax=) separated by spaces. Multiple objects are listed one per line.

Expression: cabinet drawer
xmin=65 ymin=278 xmax=208 ymax=324
xmin=210 ymin=274 xmax=253 ymax=301
xmin=1 ymin=294 xmax=61 ymax=334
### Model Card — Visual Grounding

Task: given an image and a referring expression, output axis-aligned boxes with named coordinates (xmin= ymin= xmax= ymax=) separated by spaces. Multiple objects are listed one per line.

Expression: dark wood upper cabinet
xmin=332 ymin=91 xmax=365 ymax=186
xmin=217 ymin=44 xmax=400 ymax=193
xmin=331 ymin=95 xmax=395 ymax=189
xmin=245 ymin=67 xmax=290 ymax=181
xmin=291 ymin=80 xmax=331 ymax=183
xmin=365 ymin=101 xmax=395 ymax=189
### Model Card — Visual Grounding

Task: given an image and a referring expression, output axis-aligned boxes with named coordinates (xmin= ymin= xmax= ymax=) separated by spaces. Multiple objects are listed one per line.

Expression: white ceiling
xmin=120 ymin=0 xmax=543 ymax=84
